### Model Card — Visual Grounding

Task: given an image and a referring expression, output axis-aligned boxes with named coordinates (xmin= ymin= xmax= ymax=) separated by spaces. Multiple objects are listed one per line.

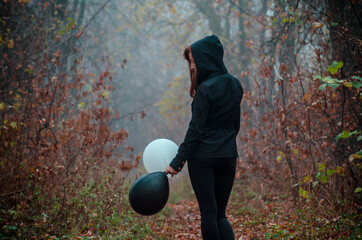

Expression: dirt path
xmin=150 ymin=196 xmax=360 ymax=239
xmin=161 ymin=199 xmax=249 ymax=240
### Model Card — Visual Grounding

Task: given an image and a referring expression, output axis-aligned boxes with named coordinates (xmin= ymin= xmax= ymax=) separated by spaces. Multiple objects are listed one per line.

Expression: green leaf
xmin=337 ymin=130 xmax=361 ymax=140
xmin=349 ymin=151 xmax=362 ymax=162
xmin=304 ymin=176 xmax=312 ymax=182
xmin=314 ymin=75 xmax=323 ymax=80
xmin=331 ymin=22 xmax=338 ymax=26
xmin=323 ymin=76 xmax=336 ymax=83
xmin=298 ymin=187 xmax=304 ymax=196
xmin=352 ymin=81 xmax=362 ymax=88
xmin=296 ymin=19 xmax=302 ymax=24
xmin=328 ymin=67 xmax=338 ymax=74
xmin=329 ymin=61 xmax=339 ymax=68
xmin=354 ymin=187 xmax=362 ymax=194
xmin=78 ymin=102 xmax=85 ymax=109
xmin=0 ymin=34 xmax=4 ymax=46
xmin=336 ymin=61 xmax=343 ymax=69
xmin=4 ymin=225 xmax=17 ymax=231
xmin=66 ymin=17 xmax=76 ymax=26
xmin=288 ymin=11 xmax=294 ymax=15
xmin=10 ymin=122 xmax=17 ymax=128
xmin=321 ymin=175 xmax=328 ymax=183
xmin=276 ymin=154 xmax=283 ymax=163
xmin=316 ymin=172 xmax=321 ymax=179
xmin=323 ymin=76 xmax=344 ymax=83
xmin=283 ymin=18 xmax=288 ymax=23
xmin=322 ymin=77 xmax=343 ymax=87
xmin=327 ymin=169 xmax=335 ymax=176
xmin=312 ymin=181 xmax=318 ymax=188
xmin=336 ymin=130 xmax=350 ymax=140
xmin=318 ymin=163 xmax=326 ymax=171
xmin=25 ymin=68 xmax=34 ymax=75
xmin=357 ymin=135 xmax=362 ymax=141
xmin=350 ymin=130 xmax=361 ymax=136
xmin=303 ymin=190 xmax=309 ymax=199
xmin=343 ymin=82 xmax=353 ymax=88
xmin=329 ymin=83 xmax=340 ymax=89
xmin=319 ymin=83 xmax=327 ymax=90
xmin=102 ymin=91 xmax=109 ymax=97
xmin=352 ymin=76 xmax=362 ymax=81
xmin=327 ymin=61 xmax=343 ymax=75
xmin=298 ymin=188 xmax=309 ymax=199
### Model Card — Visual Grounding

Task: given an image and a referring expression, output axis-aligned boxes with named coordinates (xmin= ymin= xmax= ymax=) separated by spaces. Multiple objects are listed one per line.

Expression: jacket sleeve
xmin=234 ymin=82 xmax=243 ymax=134
xmin=169 ymin=84 xmax=209 ymax=172
xmin=234 ymin=101 xmax=241 ymax=134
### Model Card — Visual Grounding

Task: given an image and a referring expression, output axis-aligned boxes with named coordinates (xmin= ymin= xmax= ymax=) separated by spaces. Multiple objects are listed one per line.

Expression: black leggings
xmin=188 ymin=157 xmax=236 ymax=240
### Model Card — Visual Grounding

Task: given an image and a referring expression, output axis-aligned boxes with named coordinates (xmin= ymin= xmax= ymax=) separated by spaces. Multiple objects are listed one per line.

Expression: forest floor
xmin=149 ymin=197 xmax=361 ymax=240
xmin=10 ymin=175 xmax=358 ymax=239
xmin=152 ymin=197 xmax=294 ymax=240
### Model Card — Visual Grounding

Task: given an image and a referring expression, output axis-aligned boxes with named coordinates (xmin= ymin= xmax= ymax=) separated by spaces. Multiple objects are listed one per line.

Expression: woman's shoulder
xmin=202 ymin=73 xmax=240 ymax=88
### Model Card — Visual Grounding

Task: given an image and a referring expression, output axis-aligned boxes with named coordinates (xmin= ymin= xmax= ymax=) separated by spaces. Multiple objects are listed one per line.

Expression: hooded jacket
xmin=169 ymin=35 xmax=243 ymax=172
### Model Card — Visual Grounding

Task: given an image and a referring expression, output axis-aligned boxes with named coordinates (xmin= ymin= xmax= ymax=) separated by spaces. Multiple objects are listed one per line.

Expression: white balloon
xmin=143 ymin=139 xmax=179 ymax=173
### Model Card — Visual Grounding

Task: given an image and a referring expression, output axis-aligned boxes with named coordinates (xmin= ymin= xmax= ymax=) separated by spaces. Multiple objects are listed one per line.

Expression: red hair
xmin=183 ymin=46 xmax=198 ymax=98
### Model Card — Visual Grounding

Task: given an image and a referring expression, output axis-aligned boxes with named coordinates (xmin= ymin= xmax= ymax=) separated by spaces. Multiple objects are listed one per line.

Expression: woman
xmin=165 ymin=35 xmax=243 ymax=240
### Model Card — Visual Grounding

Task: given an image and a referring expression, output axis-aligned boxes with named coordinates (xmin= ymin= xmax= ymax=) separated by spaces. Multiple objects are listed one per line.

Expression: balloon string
xmin=163 ymin=158 xmax=167 ymax=167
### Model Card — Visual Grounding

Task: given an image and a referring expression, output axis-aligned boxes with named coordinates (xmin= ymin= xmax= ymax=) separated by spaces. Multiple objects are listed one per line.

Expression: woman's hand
xmin=164 ymin=166 xmax=178 ymax=177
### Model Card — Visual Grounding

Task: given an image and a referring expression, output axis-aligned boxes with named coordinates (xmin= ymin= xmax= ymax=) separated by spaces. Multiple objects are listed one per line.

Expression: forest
xmin=0 ymin=0 xmax=361 ymax=239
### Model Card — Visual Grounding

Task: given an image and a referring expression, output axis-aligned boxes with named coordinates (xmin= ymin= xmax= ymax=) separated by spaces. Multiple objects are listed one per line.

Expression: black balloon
xmin=129 ymin=171 xmax=169 ymax=215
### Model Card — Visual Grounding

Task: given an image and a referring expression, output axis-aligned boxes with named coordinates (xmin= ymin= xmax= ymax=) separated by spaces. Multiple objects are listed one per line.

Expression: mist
xmin=1 ymin=0 xmax=360 ymax=238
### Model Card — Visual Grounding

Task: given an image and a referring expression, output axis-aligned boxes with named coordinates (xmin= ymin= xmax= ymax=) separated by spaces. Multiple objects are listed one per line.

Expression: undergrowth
xmin=0 ymin=167 xmax=169 ymax=239
xmin=1 ymin=167 xmax=360 ymax=239
xmin=229 ymin=174 xmax=361 ymax=239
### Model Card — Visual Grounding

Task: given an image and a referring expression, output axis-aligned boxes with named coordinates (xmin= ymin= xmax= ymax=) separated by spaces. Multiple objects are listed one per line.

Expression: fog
xmin=76 ymin=1 xmax=232 ymax=157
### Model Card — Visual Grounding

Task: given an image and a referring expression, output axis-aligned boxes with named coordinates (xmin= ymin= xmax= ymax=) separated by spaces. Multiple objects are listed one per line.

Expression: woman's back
xmin=190 ymin=73 xmax=243 ymax=159
xmin=166 ymin=35 xmax=243 ymax=239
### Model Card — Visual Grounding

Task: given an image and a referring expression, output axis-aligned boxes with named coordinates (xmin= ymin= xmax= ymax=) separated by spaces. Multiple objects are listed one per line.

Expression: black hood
xmin=190 ymin=35 xmax=228 ymax=84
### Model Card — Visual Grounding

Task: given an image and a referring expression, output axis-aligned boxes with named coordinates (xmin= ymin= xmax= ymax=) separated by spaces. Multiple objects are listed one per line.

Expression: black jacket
xmin=169 ymin=35 xmax=243 ymax=172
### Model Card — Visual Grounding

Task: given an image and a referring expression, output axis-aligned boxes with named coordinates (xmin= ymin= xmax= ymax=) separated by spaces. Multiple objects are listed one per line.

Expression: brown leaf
xmin=76 ymin=30 xmax=83 ymax=39
xmin=55 ymin=49 xmax=61 ymax=61
xmin=281 ymin=63 xmax=287 ymax=72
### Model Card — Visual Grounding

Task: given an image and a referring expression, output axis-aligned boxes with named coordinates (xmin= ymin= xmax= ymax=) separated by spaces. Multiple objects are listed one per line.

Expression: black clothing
xmin=169 ymin=35 xmax=243 ymax=172
xmin=169 ymin=35 xmax=242 ymax=240
xmin=188 ymin=157 xmax=236 ymax=240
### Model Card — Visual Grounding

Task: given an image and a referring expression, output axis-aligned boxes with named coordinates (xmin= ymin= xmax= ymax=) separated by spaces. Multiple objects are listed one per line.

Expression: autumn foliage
xmin=0 ymin=0 xmax=361 ymax=239
xmin=0 ymin=1 xmax=141 ymax=238
xmin=237 ymin=1 xmax=362 ymax=208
